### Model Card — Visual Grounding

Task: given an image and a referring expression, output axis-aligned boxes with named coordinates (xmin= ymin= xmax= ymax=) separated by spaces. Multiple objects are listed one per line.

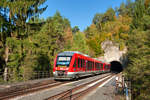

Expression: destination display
xmin=58 ymin=57 xmax=71 ymax=62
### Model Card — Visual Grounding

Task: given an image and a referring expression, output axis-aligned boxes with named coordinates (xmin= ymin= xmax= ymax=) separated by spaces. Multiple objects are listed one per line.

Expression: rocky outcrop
xmin=98 ymin=40 xmax=127 ymax=67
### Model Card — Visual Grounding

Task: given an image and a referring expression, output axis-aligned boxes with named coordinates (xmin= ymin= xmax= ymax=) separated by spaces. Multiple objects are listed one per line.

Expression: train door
xmin=78 ymin=58 xmax=83 ymax=72
xmin=81 ymin=58 xmax=83 ymax=72
xmin=85 ymin=60 xmax=88 ymax=72
xmin=82 ymin=59 xmax=85 ymax=72
xmin=100 ymin=63 xmax=103 ymax=71
xmin=77 ymin=57 xmax=81 ymax=72
xmin=73 ymin=57 xmax=78 ymax=72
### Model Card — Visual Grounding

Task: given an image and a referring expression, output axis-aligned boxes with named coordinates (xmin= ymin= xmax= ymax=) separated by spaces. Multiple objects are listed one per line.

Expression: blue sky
xmin=40 ymin=0 xmax=128 ymax=31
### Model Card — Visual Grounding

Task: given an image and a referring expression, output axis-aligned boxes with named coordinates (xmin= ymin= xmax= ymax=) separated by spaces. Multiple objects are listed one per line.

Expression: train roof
xmin=57 ymin=51 xmax=90 ymax=57
xmin=58 ymin=51 xmax=110 ymax=64
xmin=93 ymin=58 xmax=110 ymax=64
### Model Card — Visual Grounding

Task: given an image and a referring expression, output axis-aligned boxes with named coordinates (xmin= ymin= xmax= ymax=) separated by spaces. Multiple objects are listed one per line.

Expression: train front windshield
xmin=56 ymin=56 xmax=72 ymax=67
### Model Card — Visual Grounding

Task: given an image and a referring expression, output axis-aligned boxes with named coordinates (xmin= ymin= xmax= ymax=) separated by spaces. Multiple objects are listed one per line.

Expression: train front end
xmin=53 ymin=52 xmax=74 ymax=80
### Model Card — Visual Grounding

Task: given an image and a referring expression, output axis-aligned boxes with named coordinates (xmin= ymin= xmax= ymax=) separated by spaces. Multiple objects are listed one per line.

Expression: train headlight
xmin=55 ymin=71 xmax=58 ymax=75
xmin=65 ymin=70 xmax=68 ymax=74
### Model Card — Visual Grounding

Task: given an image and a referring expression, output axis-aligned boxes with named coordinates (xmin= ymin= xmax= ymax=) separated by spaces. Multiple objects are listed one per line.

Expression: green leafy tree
xmin=0 ymin=0 xmax=47 ymax=81
xmin=124 ymin=0 xmax=150 ymax=99
xmin=85 ymin=24 xmax=99 ymax=39
xmin=31 ymin=12 xmax=73 ymax=74
xmin=103 ymin=8 xmax=115 ymax=22
xmin=72 ymin=26 xmax=80 ymax=34
xmin=92 ymin=13 xmax=104 ymax=30
xmin=125 ymin=29 xmax=150 ymax=100
xmin=71 ymin=32 xmax=90 ymax=55
xmin=131 ymin=0 xmax=146 ymax=29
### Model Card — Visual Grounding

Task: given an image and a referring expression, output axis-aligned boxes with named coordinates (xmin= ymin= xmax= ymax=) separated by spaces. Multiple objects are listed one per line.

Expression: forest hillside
xmin=0 ymin=0 xmax=150 ymax=99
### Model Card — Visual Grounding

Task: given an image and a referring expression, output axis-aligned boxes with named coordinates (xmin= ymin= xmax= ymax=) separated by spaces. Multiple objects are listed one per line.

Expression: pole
xmin=125 ymin=83 xmax=129 ymax=100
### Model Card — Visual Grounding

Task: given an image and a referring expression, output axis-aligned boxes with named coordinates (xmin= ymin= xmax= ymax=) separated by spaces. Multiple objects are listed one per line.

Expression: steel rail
xmin=63 ymin=75 xmax=114 ymax=100
xmin=45 ymin=73 xmax=113 ymax=100
xmin=0 ymin=80 xmax=68 ymax=100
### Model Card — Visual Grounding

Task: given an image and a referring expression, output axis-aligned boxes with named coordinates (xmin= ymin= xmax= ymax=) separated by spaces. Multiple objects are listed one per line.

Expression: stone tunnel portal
xmin=110 ymin=61 xmax=123 ymax=73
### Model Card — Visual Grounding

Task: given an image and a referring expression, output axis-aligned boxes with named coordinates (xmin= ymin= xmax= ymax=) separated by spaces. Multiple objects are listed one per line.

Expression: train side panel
xmin=53 ymin=51 xmax=111 ymax=80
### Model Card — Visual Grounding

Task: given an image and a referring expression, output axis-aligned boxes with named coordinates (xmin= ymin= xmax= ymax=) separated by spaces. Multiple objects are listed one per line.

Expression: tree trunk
xmin=4 ymin=46 xmax=9 ymax=81
xmin=4 ymin=67 xmax=8 ymax=81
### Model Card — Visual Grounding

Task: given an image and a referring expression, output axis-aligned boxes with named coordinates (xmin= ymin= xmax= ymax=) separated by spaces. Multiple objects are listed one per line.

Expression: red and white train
xmin=53 ymin=51 xmax=110 ymax=80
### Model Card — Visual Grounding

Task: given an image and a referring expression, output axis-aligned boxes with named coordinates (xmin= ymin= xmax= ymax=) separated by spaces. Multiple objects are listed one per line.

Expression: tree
xmin=31 ymin=12 xmax=73 ymax=73
xmin=125 ymin=29 xmax=150 ymax=100
xmin=92 ymin=13 xmax=104 ymax=30
xmin=117 ymin=3 xmax=127 ymax=16
xmin=72 ymin=26 xmax=80 ymax=34
xmin=71 ymin=32 xmax=90 ymax=55
xmin=131 ymin=0 xmax=146 ymax=29
xmin=85 ymin=24 xmax=99 ymax=39
xmin=124 ymin=0 xmax=150 ymax=99
xmin=103 ymin=8 xmax=115 ymax=22
xmin=0 ymin=0 xmax=47 ymax=81
xmin=86 ymin=33 xmax=104 ymax=57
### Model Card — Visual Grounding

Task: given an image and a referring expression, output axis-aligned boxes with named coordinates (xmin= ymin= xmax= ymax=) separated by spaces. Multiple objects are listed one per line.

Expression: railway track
xmin=0 ymin=79 xmax=69 ymax=100
xmin=45 ymin=73 xmax=115 ymax=100
xmin=0 ymin=73 xmax=115 ymax=100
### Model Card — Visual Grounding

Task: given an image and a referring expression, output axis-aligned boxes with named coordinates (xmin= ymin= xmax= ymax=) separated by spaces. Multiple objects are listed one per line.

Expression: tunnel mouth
xmin=110 ymin=61 xmax=123 ymax=73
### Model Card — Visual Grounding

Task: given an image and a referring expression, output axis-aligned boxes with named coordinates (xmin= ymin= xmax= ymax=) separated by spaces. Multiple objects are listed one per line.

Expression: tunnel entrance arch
xmin=110 ymin=61 xmax=123 ymax=73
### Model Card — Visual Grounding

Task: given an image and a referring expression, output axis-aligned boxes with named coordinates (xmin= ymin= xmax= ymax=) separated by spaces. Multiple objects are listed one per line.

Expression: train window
xmin=87 ymin=61 xmax=89 ymax=70
xmin=81 ymin=59 xmax=83 ymax=68
xmin=89 ymin=61 xmax=91 ymax=70
xmin=98 ymin=63 xmax=100 ymax=70
xmin=88 ymin=61 xmax=89 ymax=70
xmin=78 ymin=58 xmax=83 ymax=68
xmin=78 ymin=59 xmax=80 ymax=68
xmin=96 ymin=63 xmax=98 ymax=70
xmin=90 ymin=61 xmax=92 ymax=70
xmin=93 ymin=62 xmax=94 ymax=70
xmin=56 ymin=56 xmax=72 ymax=67
xmin=100 ymin=63 xmax=103 ymax=70
xmin=106 ymin=65 xmax=108 ymax=69
xmin=73 ymin=59 xmax=76 ymax=67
